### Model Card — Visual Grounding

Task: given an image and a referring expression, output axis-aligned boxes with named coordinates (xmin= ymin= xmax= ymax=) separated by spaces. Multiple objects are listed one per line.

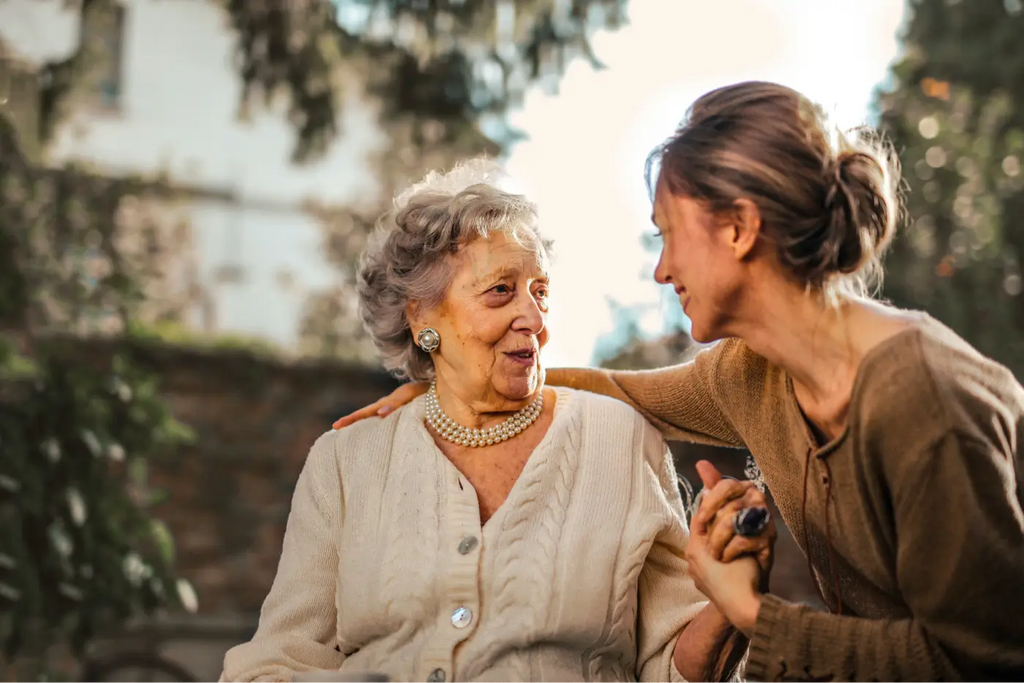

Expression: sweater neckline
xmin=407 ymin=385 xmax=575 ymax=448
xmin=784 ymin=313 xmax=931 ymax=458
xmin=404 ymin=386 xmax=577 ymax=528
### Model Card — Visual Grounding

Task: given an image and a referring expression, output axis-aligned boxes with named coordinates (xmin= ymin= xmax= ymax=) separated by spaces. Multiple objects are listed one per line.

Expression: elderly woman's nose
xmin=512 ymin=292 xmax=545 ymax=332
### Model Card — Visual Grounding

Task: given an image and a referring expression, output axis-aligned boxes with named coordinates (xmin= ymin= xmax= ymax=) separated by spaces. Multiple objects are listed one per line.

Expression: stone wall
xmin=64 ymin=339 xmax=819 ymax=679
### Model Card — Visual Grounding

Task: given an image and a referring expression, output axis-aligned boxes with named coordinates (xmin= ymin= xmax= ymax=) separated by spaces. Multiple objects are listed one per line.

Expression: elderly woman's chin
xmin=494 ymin=359 xmax=545 ymax=401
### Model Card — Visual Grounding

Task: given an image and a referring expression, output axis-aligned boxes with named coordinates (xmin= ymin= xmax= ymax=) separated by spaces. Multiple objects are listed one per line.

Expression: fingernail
xmin=377 ymin=406 xmax=392 ymax=416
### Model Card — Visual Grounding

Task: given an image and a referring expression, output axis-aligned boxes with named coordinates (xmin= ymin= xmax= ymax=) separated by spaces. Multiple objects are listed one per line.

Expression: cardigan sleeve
xmin=634 ymin=419 xmax=712 ymax=683
xmin=546 ymin=340 xmax=744 ymax=447
xmin=744 ymin=430 xmax=1024 ymax=681
xmin=221 ymin=433 xmax=345 ymax=682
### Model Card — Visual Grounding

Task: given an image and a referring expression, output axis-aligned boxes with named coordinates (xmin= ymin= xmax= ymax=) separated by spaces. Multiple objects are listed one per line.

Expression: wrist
xmin=729 ymin=591 xmax=763 ymax=638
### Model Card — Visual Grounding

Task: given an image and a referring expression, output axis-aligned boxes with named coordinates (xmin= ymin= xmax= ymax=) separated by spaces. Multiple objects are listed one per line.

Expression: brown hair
xmin=647 ymin=81 xmax=902 ymax=298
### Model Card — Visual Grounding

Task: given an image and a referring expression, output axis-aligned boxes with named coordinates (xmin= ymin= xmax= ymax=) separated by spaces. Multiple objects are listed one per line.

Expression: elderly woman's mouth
xmin=505 ymin=349 xmax=537 ymax=365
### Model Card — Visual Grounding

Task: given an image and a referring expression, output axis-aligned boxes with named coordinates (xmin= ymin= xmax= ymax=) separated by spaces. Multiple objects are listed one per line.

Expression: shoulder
xmin=308 ymin=406 xmax=409 ymax=473
xmin=328 ymin=407 xmax=404 ymax=447
xmin=855 ymin=316 xmax=1024 ymax=471
xmin=560 ymin=387 xmax=670 ymax=468
xmin=565 ymin=385 xmax=646 ymax=419
xmin=696 ymin=338 xmax=784 ymax=427
xmin=563 ymin=386 xmax=661 ymax=436
xmin=711 ymin=336 xmax=770 ymax=375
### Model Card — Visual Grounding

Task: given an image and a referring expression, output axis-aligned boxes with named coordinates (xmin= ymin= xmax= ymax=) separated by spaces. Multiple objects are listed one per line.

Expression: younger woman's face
xmin=651 ymin=180 xmax=749 ymax=343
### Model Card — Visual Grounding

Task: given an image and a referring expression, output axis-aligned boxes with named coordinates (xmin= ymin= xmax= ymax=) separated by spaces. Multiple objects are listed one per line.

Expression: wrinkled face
xmin=416 ymin=231 xmax=550 ymax=404
xmin=651 ymin=180 xmax=746 ymax=343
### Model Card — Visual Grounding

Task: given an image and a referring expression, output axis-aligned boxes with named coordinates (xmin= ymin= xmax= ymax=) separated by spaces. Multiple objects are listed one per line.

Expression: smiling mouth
xmin=505 ymin=349 xmax=537 ymax=365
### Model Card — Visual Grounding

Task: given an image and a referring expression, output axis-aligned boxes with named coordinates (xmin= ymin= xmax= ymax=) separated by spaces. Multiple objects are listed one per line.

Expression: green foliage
xmin=0 ymin=5 xmax=636 ymax=674
xmin=223 ymin=0 xmax=628 ymax=160
xmin=127 ymin=320 xmax=283 ymax=359
xmin=8 ymin=0 xmax=633 ymax=366
xmin=0 ymin=113 xmax=192 ymax=337
xmin=877 ymin=0 xmax=1024 ymax=378
xmin=36 ymin=0 xmax=627 ymax=162
xmin=0 ymin=86 xmax=195 ymax=678
xmin=0 ymin=343 xmax=194 ymax=674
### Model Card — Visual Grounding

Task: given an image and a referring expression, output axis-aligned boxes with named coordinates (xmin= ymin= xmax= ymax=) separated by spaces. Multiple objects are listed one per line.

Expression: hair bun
xmin=820 ymin=144 xmax=898 ymax=279
xmin=650 ymin=82 xmax=902 ymax=297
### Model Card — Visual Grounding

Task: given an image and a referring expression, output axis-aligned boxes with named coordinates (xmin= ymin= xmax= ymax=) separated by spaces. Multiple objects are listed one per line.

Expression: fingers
xmin=721 ymin=533 xmax=772 ymax=564
xmin=695 ymin=460 xmax=723 ymax=490
xmin=704 ymin=487 xmax=773 ymax=560
xmin=691 ymin=477 xmax=754 ymax=536
xmin=333 ymin=401 xmax=388 ymax=430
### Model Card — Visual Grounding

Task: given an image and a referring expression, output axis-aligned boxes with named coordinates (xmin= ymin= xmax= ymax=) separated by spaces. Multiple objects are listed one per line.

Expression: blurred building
xmin=0 ymin=0 xmax=388 ymax=350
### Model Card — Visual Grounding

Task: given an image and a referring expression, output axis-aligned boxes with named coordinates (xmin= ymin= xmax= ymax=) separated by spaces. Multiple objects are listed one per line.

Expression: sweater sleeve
xmin=221 ymin=433 xmax=346 ymax=682
xmin=635 ymin=419 xmax=711 ymax=683
xmin=546 ymin=341 xmax=744 ymax=447
xmin=744 ymin=430 xmax=1024 ymax=681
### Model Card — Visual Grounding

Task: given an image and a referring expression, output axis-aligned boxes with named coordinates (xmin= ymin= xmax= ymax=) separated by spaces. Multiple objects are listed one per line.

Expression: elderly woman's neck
xmin=432 ymin=378 xmax=540 ymax=429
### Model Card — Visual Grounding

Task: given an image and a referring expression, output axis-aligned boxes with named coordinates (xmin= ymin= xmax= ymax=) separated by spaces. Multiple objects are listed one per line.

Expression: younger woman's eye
xmin=641 ymin=230 xmax=663 ymax=251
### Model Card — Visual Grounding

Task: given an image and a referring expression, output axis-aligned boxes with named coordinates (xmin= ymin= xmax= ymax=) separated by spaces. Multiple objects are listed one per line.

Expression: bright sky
xmin=504 ymin=0 xmax=906 ymax=367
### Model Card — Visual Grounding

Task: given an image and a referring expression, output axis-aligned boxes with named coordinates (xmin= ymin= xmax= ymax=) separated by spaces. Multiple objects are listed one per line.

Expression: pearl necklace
xmin=425 ymin=382 xmax=543 ymax=448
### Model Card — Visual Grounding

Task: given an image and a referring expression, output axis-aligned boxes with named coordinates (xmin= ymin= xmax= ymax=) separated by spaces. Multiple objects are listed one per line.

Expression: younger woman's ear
xmin=729 ymin=198 xmax=762 ymax=260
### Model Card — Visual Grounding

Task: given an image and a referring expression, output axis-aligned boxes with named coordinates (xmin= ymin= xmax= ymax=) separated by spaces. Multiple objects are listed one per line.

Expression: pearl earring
xmin=416 ymin=327 xmax=440 ymax=353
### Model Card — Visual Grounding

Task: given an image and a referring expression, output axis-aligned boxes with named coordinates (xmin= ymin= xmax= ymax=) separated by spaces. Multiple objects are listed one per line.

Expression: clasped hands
xmin=686 ymin=460 xmax=777 ymax=637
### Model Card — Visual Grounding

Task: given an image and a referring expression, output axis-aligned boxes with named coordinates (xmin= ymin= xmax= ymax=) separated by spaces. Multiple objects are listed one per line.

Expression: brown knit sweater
xmin=550 ymin=315 xmax=1024 ymax=681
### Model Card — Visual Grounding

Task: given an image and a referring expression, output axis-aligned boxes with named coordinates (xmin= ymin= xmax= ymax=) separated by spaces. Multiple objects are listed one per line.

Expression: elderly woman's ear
xmin=407 ymin=303 xmax=442 ymax=354
xmin=405 ymin=301 xmax=422 ymax=329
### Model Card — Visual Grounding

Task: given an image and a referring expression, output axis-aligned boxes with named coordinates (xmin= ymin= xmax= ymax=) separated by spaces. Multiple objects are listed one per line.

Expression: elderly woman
xmin=220 ymin=161 xmax=774 ymax=683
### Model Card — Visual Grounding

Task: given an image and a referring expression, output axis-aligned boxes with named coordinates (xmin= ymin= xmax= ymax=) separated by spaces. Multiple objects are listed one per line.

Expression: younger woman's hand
xmin=691 ymin=460 xmax=777 ymax=579
xmin=332 ymin=382 xmax=429 ymax=429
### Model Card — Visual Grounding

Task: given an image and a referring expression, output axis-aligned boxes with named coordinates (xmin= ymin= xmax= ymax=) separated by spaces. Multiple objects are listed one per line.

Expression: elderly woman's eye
xmin=491 ymin=284 xmax=512 ymax=295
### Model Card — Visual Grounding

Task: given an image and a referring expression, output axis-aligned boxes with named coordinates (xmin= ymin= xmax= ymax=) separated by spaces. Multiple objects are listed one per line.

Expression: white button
xmin=451 ymin=606 xmax=472 ymax=628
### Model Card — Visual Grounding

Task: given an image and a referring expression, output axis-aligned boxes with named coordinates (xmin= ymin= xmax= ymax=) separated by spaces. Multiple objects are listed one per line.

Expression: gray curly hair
xmin=357 ymin=159 xmax=553 ymax=381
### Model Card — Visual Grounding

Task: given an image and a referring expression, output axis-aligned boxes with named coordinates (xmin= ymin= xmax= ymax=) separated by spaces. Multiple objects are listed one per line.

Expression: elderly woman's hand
xmin=333 ymin=382 xmax=430 ymax=429
xmin=686 ymin=527 xmax=763 ymax=637
xmin=691 ymin=460 xmax=776 ymax=580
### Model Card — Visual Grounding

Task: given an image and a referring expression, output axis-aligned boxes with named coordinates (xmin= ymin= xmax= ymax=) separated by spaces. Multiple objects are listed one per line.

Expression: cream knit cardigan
xmin=221 ymin=388 xmax=707 ymax=682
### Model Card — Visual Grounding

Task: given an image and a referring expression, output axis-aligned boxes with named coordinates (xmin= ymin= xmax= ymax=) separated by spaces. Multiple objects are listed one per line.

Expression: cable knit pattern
xmin=381 ymin=430 xmax=438 ymax=623
xmin=536 ymin=413 xmax=578 ymax=625
xmin=474 ymin=409 xmax=582 ymax=682
xmin=221 ymin=388 xmax=707 ymax=683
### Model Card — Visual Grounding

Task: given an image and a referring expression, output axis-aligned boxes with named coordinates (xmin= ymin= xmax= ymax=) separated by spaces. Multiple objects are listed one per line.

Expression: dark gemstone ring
xmin=733 ymin=506 xmax=771 ymax=538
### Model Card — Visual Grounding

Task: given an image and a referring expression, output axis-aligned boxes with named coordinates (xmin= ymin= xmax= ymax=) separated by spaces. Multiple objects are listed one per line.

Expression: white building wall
xmin=0 ymin=0 xmax=388 ymax=348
